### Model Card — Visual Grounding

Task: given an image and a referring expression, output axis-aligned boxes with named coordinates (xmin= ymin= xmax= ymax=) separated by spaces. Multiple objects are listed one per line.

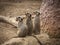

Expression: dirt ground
xmin=0 ymin=1 xmax=41 ymax=44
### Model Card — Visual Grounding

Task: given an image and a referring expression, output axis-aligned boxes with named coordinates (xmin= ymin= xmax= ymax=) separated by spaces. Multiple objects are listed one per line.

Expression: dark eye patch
xmin=16 ymin=17 xmax=21 ymax=21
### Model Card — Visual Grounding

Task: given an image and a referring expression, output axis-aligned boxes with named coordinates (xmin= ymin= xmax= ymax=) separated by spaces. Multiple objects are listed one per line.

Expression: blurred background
xmin=0 ymin=0 xmax=41 ymax=16
xmin=0 ymin=0 xmax=41 ymax=44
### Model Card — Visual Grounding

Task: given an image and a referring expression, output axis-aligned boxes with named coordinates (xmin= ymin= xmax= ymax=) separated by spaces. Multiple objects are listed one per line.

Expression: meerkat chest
xmin=26 ymin=18 xmax=32 ymax=24
xmin=18 ymin=23 xmax=27 ymax=30
xmin=34 ymin=16 xmax=40 ymax=24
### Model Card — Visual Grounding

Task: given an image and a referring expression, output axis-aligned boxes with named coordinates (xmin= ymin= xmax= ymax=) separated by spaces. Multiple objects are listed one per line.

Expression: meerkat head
xmin=25 ymin=13 xmax=32 ymax=18
xmin=33 ymin=11 xmax=40 ymax=16
xmin=16 ymin=17 xmax=23 ymax=22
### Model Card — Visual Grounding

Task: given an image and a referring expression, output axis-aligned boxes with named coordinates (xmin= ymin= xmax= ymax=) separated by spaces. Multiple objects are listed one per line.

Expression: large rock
xmin=1 ymin=33 xmax=49 ymax=45
xmin=40 ymin=0 xmax=60 ymax=38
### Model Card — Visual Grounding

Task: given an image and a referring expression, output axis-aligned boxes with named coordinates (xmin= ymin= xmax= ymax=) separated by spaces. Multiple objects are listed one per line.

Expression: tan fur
xmin=25 ymin=13 xmax=33 ymax=36
xmin=16 ymin=17 xmax=28 ymax=37
xmin=33 ymin=11 xmax=40 ymax=35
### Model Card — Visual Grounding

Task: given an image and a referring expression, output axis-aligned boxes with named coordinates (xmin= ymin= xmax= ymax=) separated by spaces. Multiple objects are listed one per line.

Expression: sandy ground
xmin=0 ymin=1 xmax=41 ymax=44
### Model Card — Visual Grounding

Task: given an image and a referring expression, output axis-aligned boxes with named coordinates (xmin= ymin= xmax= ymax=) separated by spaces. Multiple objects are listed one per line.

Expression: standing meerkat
xmin=11 ymin=16 xmax=42 ymax=45
xmin=25 ymin=13 xmax=33 ymax=36
xmin=16 ymin=17 xmax=28 ymax=37
xmin=33 ymin=11 xmax=40 ymax=35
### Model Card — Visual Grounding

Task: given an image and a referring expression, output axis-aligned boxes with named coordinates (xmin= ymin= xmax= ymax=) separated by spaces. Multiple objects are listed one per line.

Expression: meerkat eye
xmin=37 ymin=12 xmax=40 ymax=15
xmin=29 ymin=14 xmax=31 ymax=17
xmin=21 ymin=18 xmax=23 ymax=21
xmin=38 ymin=13 xmax=40 ymax=15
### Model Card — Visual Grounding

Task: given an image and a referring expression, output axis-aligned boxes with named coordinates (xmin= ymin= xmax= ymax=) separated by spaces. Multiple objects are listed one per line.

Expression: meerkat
xmin=25 ymin=13 xmax=33 ymax=36
xmin=16 ymin=17 xmax=28 ymax=37
xmin=15 ymin=16 xmax=42 ymax=45
xmin=33 ymin=11 xmax=40 ymax=35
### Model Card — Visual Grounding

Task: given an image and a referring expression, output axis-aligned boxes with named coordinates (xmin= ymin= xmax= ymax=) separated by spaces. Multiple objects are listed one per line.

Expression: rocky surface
xmin=0 ymin=0 xmax=60 ymax=45
xmin=1 ymin=33 xmax=50 ymax=45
